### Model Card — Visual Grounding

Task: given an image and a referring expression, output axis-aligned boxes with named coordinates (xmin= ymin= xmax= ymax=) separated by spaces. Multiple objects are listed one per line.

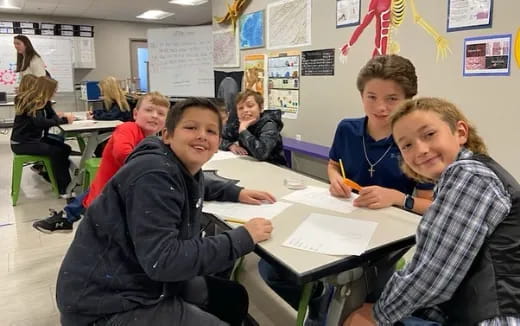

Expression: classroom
xmin=1 ymin=0 xmax=519 ymax=325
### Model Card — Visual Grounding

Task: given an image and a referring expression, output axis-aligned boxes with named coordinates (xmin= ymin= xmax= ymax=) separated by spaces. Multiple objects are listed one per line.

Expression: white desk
xmin=204 ymin=155 xmax=420 ymax=325
xmin=60 ymin=119 xmax=122 ymax=194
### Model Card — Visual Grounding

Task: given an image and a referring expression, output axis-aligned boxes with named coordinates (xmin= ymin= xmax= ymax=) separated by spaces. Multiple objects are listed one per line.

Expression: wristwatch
xmin=403 ymin=194 xmax=414 ymax=211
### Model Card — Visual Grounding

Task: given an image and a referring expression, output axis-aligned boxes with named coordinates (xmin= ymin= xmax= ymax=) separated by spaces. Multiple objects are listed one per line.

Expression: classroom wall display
xmin=447 ymin=0 xmax=493 ymax=32
xmin=239 ymin=10 xmax=264 ymax=49
xmin=213 ymin=28 xmax=240 ymax=68
xmin=0 ymin=35 xmax=74 ymax=93
xmin=302 ymin=49 xmax=335 ymax=76
xmin=268 ymin=53 xmax=300 ymax=119
xmin=336 ymin=0 xmax=361 ymax=28
xmin=339 ymin=0 xmax=450 ymax=62
xmin=148 ymin=26 xmax=214 ymax=97
xmin=463 ymin=34 xmax=511 ymax=76
xmin=244 ymin=54 xmax=266 ymax=96
xmin=266 ymin=0 xmax=311 ymax=50
xmin=214 ymin=70 xmax=243 ymax=121
xmin=214 ymin=0 xmax=249 ymax=32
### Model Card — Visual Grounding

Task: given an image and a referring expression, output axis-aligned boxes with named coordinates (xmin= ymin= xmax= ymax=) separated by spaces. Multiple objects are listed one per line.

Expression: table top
xmin=59 ymin=119 xmax=122 ymax=132
xmin=204 ymin=155 xmax=420 ymax=283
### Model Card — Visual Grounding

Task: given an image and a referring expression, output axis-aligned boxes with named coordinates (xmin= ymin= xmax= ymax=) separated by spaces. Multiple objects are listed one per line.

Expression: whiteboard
xmin=148 ymin=26 xmax=214 ymax=97
xmin=0 ymin=35 xmax=74 ymax=93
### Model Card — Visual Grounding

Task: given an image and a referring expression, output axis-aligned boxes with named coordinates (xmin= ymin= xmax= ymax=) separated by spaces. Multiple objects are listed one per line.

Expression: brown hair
xmin=356 ymin=55 xmax=418 ymax=99
xmin=17 ymin=74 xmax=38 ymax=94
xmin=165 ymin=97 xmax=222 ymax=135
xmin=235 ymin=89 xmax=263 ymax=109
xmin=14 ymin=35 xmax=41 ymax=72
xmin=391 ymin=97 xmax=488 ymax=182
xmin=15 ymin=76 xmax=57 ymax=117
xmin=135 ymin=91 xmax=170 ymax=112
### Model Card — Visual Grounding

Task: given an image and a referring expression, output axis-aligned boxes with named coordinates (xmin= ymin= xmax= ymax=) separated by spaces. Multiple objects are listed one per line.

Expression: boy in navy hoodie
xmin=57 ymin=98 xmax=274 ymax=326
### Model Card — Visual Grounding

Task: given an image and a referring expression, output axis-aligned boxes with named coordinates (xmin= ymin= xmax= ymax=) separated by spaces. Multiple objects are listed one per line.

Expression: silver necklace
xmin=362 ymin=135 xmax=394 ymax=178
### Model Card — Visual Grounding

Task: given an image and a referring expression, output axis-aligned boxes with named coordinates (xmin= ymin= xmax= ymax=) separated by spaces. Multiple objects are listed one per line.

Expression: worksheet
xmin=282 ymin=186 xmax=357 ymax=213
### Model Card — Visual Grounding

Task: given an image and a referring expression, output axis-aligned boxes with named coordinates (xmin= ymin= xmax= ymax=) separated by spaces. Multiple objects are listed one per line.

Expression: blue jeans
xmin=63 ymin=190 xmax=89 ymax=223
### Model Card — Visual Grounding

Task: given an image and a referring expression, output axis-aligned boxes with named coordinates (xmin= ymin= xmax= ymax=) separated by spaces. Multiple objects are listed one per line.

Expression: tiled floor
xmin=0 ymin=129 xmax=296 ymax=325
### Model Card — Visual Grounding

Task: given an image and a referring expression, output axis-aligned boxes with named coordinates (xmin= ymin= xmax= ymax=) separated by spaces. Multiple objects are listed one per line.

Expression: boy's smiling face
xmin=162 ymin=106 xmax=220 ymax=175
xmin=393 ymin=110 xmax=468 ymax=180
xmin=133 ymin=97 xmax=168 ymax=136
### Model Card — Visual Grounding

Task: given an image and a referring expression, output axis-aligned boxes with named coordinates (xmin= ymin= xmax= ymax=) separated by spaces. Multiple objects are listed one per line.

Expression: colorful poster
xmin=266 ymin=0 xmax=311 ymax=49
xmin=448 ymin=0 xmax=493 ymax=32
xmin=239 ymin=10 xmax=264 ymax=49
xmin=213 ymin=28 xmax=239 ymax=68
xmin=244 ymin=54 xmax=266 ymax=96
xmin=336 ymin=0 xmax=360 ymax=28
xmin=463 ymin=34 xmax=511 ymax=76
xmin=268 ymin=53 xmax=300 ymax=119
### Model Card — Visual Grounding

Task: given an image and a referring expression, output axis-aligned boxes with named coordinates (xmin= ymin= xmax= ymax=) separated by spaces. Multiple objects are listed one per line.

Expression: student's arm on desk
xmin=203 ymin=177 xmax=276 ymax=205
xmin=354 ymin=187 xmax=432 ymax=214
xmin=238 ymin=121 xmax=279 ymax=161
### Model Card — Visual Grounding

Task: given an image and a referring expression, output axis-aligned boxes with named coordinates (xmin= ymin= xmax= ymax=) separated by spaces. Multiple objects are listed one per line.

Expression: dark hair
xmin=356 ymin=55 xmax=418 ymax=99
xmin=211 ymin=98 xmax=227 ymax=113
xmin=165 ymin=97 xmax=222 ymax=135
xmin=235 ymin=89 xmax=263 ymax=109
xmin=14 ymin=35 xmax=41 ymax=72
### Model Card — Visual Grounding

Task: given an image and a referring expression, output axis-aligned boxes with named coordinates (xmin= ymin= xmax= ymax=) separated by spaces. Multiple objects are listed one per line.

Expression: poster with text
xmin=448 ymin=0 xmax=493 ymax=31
xmin=336 ymin=0 xmax=360 ymax=28
xmin=464 ymin=34 xmax=511 ymax=76
xmin=268 ymin=53 xmax=300 ymax=119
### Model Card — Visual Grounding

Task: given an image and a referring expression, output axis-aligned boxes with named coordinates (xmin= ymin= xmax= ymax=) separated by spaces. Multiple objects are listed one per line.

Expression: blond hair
xmin=135 ymin=91 xmax=170 ymax=111
xmin=15 ymin=76 xmax=57 ymax=117
xmin=99 ymin=76 xmax=130 ymax=112
xmin=391 ymin=97 xmax=488 ymax=182
xmin=17 ymin=74 xmax=38 ymax=93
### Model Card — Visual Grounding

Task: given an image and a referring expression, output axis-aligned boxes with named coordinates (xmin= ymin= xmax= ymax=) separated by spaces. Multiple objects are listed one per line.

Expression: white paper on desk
xmin=208 ymin=151 xmax=240 ymax=162
xmin=283 ymin=213 xmax=378 ymax=256
xmin=71 ymin=120 xmax=97 ymax=126
xmin=282 ymin=186 xmax=357 ymax=214
xmin=203 ymin=201 xmax=293 ymax=222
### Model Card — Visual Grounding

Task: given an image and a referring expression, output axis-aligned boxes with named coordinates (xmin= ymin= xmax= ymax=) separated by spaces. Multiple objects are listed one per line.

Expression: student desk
xmin=59 ymin=119 xmax=122 ymax=195
xmin=204 ymin=156 xmax=420 ymax=325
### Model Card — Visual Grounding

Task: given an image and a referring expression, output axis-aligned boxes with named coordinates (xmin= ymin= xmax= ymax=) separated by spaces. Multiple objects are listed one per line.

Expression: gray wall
xmin=0 ymin=13 xmax=173 ymax=84
xmin=212 ymin=0 xmax=520 ymax=180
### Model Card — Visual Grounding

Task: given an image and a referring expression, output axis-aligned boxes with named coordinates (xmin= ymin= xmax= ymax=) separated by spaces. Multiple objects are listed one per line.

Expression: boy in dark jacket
xmin=220 ymin=90 xmax=287 ymax=166
xmin=56 ymin=98 xmax=274 ymax=326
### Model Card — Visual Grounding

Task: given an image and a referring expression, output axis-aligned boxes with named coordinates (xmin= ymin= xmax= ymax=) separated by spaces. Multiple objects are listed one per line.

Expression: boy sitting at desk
xmin=57 ymin=97 xmax=274 ymax=326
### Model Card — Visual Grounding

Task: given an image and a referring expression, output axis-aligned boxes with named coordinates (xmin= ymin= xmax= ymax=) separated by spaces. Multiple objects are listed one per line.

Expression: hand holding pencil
xmin=329 ymin=159 xmax=363 ymax=198
xmin=243 ymin=218 xmax=273 ymax=244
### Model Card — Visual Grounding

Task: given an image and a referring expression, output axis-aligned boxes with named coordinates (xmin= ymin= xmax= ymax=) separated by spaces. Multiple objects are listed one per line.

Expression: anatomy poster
xmin=464 ymin=34 xmax=511 ymax=76
xmin=267 ymin=53 xmax=300 ymax=119
xmin=448 ymin=0 xmax=493 ymax=32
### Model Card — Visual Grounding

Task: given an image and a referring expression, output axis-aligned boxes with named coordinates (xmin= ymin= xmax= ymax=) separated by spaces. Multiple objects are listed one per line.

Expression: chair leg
xmin=41 ymin=158 xmax=60 ymax=196
xmin=11 ymin=158 xmax=23 ymax=206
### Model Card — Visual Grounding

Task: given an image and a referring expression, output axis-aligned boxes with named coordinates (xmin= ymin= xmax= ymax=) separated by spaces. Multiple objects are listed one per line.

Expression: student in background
xmin=57 ymin=98 xmax=274 ymax=326
xmin=13 ymin=35 xmax=47 ymax=78
xmin=32 ymin=92 xmax=170 ymax=233
xmin=350 ymin=97 xmax=520 ymax=325
xmin=212 ymin=98 xmax=229 ymax=125
xmin=88 ymin=76 xmax=132 ymax=122
xmin=11 ymin=76 xmax=75 ymax=197
xmin=220 ymin=89 xmax=286 ymax=166
xmin=259 ymin=55 xmax=434 ymax=325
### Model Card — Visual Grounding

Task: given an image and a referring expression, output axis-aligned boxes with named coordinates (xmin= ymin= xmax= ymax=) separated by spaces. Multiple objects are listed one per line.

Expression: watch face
xmin=405 ymin=196 xmax=414 ymax=210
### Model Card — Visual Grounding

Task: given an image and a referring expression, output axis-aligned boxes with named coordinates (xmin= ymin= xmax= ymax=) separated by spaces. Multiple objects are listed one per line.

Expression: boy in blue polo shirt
xmin=259 ymin=55 xmax=434 ymax=325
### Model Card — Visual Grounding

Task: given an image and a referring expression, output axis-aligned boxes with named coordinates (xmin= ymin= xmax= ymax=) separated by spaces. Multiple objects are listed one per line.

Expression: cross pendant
xmin=368 ymin=166 xmax=375 ymax=178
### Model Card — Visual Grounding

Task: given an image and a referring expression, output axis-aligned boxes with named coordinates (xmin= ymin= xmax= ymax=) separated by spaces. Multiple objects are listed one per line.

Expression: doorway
xmin=130 ymin=39 xmax=149 ymax=92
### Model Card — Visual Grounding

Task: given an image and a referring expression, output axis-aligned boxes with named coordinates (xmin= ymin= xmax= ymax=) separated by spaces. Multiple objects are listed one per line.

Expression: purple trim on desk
xmin=282 ymin=137 xmax=330 ymax=160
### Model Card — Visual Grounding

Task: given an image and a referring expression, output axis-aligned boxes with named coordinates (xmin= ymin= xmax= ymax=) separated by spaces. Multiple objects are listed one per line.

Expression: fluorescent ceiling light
xmin=168 ymin=0 xmax=208 ymax=6
xmin=136 ymin=10 xmax=174 ymax=20
xmin=0 ymin=0 xmax=21 ymax=9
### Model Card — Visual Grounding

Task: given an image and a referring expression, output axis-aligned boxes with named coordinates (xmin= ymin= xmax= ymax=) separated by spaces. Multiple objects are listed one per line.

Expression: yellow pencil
xmin=224 ymin=218 xmax=246 ymax=224
xmin=338 ymin=158 xmax=347 ymax=179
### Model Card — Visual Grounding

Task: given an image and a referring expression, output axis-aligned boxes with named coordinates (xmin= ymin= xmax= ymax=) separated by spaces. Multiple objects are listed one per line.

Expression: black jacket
xmin=11 ymin=101 xmax=67 ymax=143
xmin=56 ymin=137 xmax=254 ymax=323
xmin=220 ymin=109 xmax=287 ymax=166
xmin=92 ymin=102 xmax=132 ymax=122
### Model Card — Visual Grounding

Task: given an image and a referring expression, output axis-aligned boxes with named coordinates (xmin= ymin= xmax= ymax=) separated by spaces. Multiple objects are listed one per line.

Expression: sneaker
xmin=304 ymin=284 xmax=334 ymax=326
xmin=32 ymin=209 xmax=73 ymax=233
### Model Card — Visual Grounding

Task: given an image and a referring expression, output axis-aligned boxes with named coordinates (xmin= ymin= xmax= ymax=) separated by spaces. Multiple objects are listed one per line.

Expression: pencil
xmin=224 ymin=218 xmax=246 ymax=224
xmin=339 ymin=159 xmax=362 ymax=191
xmin=339 ymin=158 xmax=347 ymax=179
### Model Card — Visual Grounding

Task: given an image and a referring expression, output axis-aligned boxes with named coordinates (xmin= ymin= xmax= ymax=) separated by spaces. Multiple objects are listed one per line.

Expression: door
xmin=130 ymin=40 xmax=149 ymax=92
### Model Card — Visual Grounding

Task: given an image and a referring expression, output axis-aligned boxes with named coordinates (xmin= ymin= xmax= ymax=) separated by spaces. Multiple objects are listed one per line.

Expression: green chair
xmin=11 ymin=154 xmax=59 ymax=206
xmin=83 ymin=157 xmax=102 ymax=191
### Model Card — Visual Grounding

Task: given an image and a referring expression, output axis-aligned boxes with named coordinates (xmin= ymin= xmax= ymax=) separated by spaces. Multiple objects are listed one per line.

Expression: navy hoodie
xmin=56 ymin=137 xmax=255 ymax=324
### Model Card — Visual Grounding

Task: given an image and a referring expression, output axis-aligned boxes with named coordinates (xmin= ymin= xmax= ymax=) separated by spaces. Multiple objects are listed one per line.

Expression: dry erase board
xmin=148 ymin=26 xmax=214 ymax=97
xmin=0 ymin=35 xmax=74 ymax=93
